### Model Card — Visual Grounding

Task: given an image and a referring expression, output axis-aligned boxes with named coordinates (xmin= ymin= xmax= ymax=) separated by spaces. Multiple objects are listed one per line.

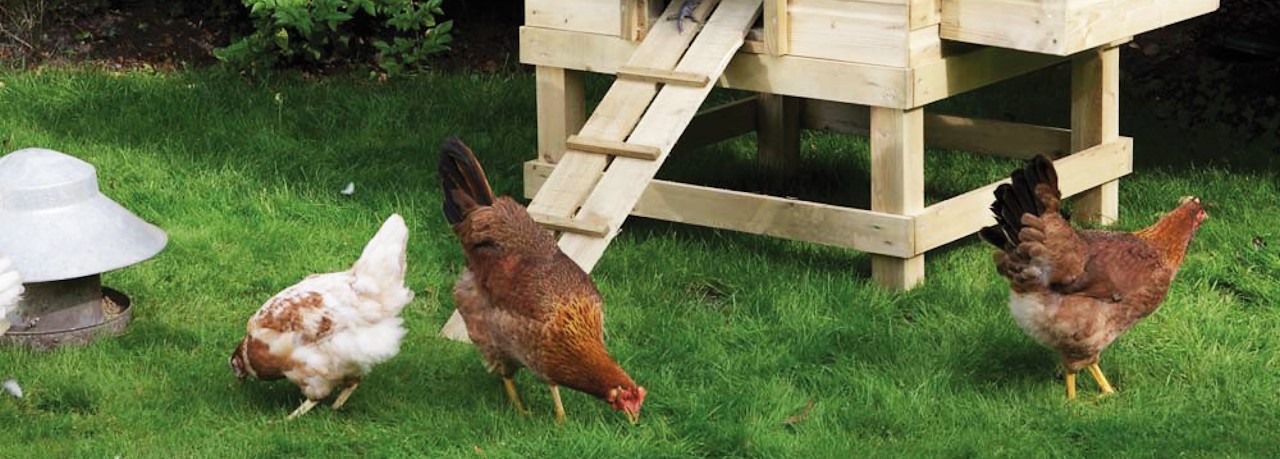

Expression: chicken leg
xmin=1065 ymin=373 xmax=1077 ymax=400
xmin=331 ymin=380 xmax=361 ymax=410
xmin=288 ymin=399 xmax=319 ymax=420
xmin=1087 ymin=363 xmax=1116 ymax=396
xmin=504 ymin=377 xmax=530 ymax=415
xmin=550 ymin=384 xmax=566 ymax=425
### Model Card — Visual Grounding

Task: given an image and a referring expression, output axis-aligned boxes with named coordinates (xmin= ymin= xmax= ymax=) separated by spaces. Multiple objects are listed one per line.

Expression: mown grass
xmin=0 ymin=67 xmax=1277 ymax=457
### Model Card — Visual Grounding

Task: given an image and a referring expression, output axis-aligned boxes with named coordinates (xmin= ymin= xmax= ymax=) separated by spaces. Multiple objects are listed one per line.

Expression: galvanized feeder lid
xmin=0 ymin=148 xmax=167 ymax=282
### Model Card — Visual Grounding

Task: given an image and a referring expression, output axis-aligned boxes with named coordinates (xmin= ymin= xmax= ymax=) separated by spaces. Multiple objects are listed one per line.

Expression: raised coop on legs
xmin=518 ymin=0 xmax=1218 ymax=289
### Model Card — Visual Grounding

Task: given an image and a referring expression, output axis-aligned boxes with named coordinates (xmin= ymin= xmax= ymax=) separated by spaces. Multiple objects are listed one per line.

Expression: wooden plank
xmin=764 ymin=0 xmax=790 ymax=55
xmin=529 ymin=212 xmax=611 ymax=238
xmin=940 ymin=0 xmax=1217 ymax=55
xmin=801 ymin=99 xmax=1072 ymax=159
xmin=910 ymin=44 xmax=1067 ymax=107
xmin=557 ymin=0 xmax=766 ymax=271
xmin=924 ymin=113 xmax=1071 ymax=159
xmin=617 ymin=66 xmax=711 ymax=86
xmin=909 ymin=0 xmax=941 ymax=29
xmin=1063 ymin=0 xmax=1217 ymax=54
xmin=566 ymin=135 xmax=661 ymax=160
xmin=535 ymin=67 xmax=586 ymax=164
xmin=722 ymin=52 xmax=911 ymax=108
xmin=520 ymin=26 xmax=914 ymax=108
xmin=520 ymin=26 xmax=638 ymax=73
xmin=912 ymin=138 xmax=1132 ymax=253
xmin=940 ymin=0 xmax=1060 ymax=54
xmin=788 ymin=0 xmax=911 ymax=67
xmin=757 ymin=93 xmax=801 ymax=172
xmin=1071 ymin=45 xmax=1120 ymax=224
xmin=526 ymin=0 xmax=623 ymax=36
xmin=908 ymin=24 xmax=942 ymax=66
xmin=870 ymin=106 xmax=926 ymax=289
xmin=525 ymin=161 xmax=916 ymax=257
xmin=676 ymin=96 xmax=759 ymax=152
xmin=527 ymin=0 xmax=724 ymax=226
xmin=520 ymin=26 xmax=1076 ymax=110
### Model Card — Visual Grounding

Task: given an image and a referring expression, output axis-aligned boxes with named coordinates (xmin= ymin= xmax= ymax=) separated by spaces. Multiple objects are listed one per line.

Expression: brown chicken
xmin=979 ymin=156 xmax=1207 ymax=399
xmin=438 ymin=138 xmax=646 ymax=425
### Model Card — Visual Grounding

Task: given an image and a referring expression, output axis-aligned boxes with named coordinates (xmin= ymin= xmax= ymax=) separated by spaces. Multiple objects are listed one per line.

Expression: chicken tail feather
xmin=439 ymin=137 xmax=496 ymax=226
xmin=982 ymin=155 xmax=1062 ymax=250
xmin=351 ymin=214 xmax=414 ymax=316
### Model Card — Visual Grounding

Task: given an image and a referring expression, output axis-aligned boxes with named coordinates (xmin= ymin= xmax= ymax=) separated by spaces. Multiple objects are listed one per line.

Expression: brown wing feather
xmin=985 ymin=156 xmax=1090 ymax=291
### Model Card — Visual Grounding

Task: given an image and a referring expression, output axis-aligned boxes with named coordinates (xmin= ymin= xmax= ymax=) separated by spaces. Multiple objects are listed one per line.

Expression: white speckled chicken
xmin=229 ymin=214 xmax=414 ymax=419
xmin=0 ymin=256 xmax=23 ymax=336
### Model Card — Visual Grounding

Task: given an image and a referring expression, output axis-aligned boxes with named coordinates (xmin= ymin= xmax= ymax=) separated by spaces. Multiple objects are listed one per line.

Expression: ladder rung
xmin=529 ymin=213 xmax=611 ymax=238
xmin=566 ymin=135 xmax=661 ymax=161
xmin=616 ymin=66 xmax=710 ymax=87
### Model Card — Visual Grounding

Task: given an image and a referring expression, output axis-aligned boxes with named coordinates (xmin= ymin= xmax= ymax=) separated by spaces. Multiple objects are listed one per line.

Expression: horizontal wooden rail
xmin=912 ymin=137 xmax=1133 ymax=252
xmin=526 ymin=161 xmax=915 ymax=258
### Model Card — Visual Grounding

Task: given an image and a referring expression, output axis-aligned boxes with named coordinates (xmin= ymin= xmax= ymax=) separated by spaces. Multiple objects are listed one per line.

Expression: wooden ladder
xmin=528 ymin=0 xmax=764 ymax=272
xmin=441 ymin=0 xmax=762 ymax=342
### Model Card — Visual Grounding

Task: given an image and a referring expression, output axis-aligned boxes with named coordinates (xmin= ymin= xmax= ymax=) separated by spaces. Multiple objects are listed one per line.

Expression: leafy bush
xmin=214 ymin=0 xmax=452 ymax=77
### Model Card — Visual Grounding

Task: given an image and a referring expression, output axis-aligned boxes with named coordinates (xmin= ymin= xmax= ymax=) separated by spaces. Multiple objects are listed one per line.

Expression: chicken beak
xmin=624 ymin=408 xmax=640 ymax=426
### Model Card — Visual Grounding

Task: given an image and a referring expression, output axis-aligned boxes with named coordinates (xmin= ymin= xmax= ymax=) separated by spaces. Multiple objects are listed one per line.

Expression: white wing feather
xmin=0 ymin=257 xmax=24 ymax=336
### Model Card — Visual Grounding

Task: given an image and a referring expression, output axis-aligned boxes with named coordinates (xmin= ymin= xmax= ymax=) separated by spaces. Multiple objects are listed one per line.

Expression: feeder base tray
xmin=0 ymin=287 xmax=132 ymax=350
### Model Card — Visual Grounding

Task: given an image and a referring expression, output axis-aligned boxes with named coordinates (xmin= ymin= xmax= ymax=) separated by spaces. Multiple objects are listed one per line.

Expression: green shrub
xmin=214 ymin=0 xmax=452 ymax=77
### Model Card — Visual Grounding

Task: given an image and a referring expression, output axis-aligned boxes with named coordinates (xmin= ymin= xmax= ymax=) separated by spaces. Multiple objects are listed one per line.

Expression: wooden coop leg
xmin=870 ymin=106 xmax=925 ymax=289
xmin=756 ymin=94 xmax=800 ymax=172
xmin=1070 ymin=45 xmax=1120 ymax=225
xmin=536 ymin=66 xmax=586 ymax=164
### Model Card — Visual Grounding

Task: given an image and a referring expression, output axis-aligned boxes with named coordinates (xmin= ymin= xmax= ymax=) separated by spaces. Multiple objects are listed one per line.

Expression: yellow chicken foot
xmin=504 ymin=377 xmax=530 ymax=415
xmin=1065 ymin=373 xmax=1077 ymax=400
xmin=331 ymin=381 xmax=361 ymax=410
xmin=287 ymin=399 xmax=319 ymax=420
xmin=1087 ymin=364 xmax=1116 ymax=396
xmin=550 ymin=384 xmax=566 ymax=425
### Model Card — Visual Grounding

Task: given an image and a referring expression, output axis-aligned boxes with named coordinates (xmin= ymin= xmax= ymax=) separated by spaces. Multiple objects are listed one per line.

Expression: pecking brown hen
xmin=439 ymin=138 xmax=646 ymax=425
xmin=979 ymin=155 xmax=1207 ymax=399
xmin=230 ymin=214 xmax=414 ymax=419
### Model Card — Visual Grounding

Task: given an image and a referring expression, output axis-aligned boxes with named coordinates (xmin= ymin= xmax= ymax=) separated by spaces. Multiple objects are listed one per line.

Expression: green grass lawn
xmin=0 ymin=67 xmax=1277 ymax=457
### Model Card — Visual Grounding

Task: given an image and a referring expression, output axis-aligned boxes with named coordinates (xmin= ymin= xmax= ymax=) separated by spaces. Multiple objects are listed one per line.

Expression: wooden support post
xmin=870 ymin=106 xmax=925 ymax=289
xmin=764 ymin=0 xmax=790 ymax=55
xmin=535 ymin=66 xmax=586 ymax=164
xmin=1070 ymin=45 xmax=1120 ymax=225
xmin=756 ymin=94 xmax=800 ymax=172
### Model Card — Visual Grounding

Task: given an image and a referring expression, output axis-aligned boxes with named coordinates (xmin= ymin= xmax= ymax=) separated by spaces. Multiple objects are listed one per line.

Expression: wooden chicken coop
xmin=518 ymin=0 xmax=1218 ymax=289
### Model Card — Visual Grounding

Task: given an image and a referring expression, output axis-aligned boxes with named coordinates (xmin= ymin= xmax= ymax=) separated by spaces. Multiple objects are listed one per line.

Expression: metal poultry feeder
xmin=0 ymin=148 xmax=167 ymax=349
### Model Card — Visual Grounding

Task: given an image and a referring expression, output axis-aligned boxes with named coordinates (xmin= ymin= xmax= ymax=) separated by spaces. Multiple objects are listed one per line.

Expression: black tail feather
xmin=438 ymin=137 xmax=496 ymax=225
xmin=981 ymin=155 xmax=1062 ymax=250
